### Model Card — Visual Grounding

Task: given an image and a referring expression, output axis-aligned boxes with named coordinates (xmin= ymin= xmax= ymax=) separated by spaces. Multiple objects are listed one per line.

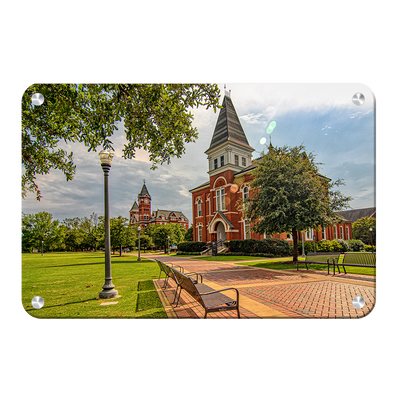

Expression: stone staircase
xmin=200 ymin=239 xmax=228 ymax=256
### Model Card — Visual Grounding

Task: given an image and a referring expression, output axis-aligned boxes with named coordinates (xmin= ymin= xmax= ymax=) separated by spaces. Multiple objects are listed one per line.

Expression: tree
xmin=109 ymin=216 xmax=136 ymax=256
xmin=22 ymin=211 xmax=64 ymax=252
xmin=184 ymin=225 xmax=194 ymax=241
xmin=22 ymin=84 xmax=221 ymax=200
xmin=352 ymin=217 xmax=376 ymax=245
xmin=244 ymin=145 xmax=352 ymax=262
xmin=146 ymin=223 xmax=186 ymax=253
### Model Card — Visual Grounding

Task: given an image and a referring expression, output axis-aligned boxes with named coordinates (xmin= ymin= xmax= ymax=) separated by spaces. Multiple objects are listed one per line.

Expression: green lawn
xmin=238 ymin=255 xmax=376 ymax=276
xmin=22 ymin=252 xmax=167 ymax=319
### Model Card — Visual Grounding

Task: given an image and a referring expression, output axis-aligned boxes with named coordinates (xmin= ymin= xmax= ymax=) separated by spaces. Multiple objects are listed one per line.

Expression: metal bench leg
xmin=173 ymin=286 xmax=182 ymax=307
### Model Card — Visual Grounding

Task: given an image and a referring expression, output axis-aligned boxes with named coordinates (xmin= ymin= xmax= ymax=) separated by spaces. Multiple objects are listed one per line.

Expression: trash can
xmin=211 ymin=241 xmax=218 ymax=257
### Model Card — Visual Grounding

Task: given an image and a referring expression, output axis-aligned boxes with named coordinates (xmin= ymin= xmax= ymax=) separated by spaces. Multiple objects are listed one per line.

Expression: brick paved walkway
xmin=149 ymin=255 xmax=376 ymax=319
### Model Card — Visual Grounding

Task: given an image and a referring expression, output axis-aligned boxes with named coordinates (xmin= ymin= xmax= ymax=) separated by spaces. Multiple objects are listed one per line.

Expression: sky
xmin=21 ymin=83 xmax=375 ymax=226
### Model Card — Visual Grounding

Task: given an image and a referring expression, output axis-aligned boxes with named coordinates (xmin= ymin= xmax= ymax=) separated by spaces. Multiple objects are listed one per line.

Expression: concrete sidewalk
xmin=150 ymin=255 xmax=376 ymax=319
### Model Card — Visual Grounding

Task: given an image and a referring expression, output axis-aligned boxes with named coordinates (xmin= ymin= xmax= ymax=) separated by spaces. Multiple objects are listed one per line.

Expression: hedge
xmin=177 ymin=241 xmax=206 ymax=253
xmin=296 ymin=239 xmax=366 ymax=253
xmin=227 ymin=238 xmax=291 ymax=256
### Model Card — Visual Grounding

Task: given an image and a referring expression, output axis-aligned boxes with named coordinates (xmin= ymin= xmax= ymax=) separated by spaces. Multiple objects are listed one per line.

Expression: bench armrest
xmin=185 ymin=272 xmax=203 ymax=283
xmin=170 ymin=263 xmax=184 ymax=273
xmin=200 ymin=287 xmax=239 ymax=302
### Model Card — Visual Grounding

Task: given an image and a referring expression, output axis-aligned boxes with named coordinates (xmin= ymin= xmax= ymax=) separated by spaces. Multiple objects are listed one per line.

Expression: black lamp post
xmin=369 ymin=227 xmax=374 ymax=251
xmin=137 ymin=226 xmax=141 ymax=261
xmin=98 ymin=150 xmax=118 ymax=299
xmin=167 ymin=235 xmax=170 ymax=255
xmin=41 ymin=240 xmax=44 ymax=256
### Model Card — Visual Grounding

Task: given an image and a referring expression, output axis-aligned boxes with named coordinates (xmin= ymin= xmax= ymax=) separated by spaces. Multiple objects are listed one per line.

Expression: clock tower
xmin=137 ymin=180 xmax=151 ymax=228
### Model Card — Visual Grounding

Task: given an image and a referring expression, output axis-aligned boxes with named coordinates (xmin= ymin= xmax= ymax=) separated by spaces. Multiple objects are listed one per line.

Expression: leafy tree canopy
xmin=244 ymin=144 xmax=352 ymax=261
xmin=22 ymin=83 xmax=221 ymax=200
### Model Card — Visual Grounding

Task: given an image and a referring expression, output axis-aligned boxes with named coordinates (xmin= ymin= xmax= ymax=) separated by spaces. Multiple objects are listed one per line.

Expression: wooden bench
xmin=297 ymin=252 xmax=341 ymax=275
xmin=333 ymin=252 xmax=376 ymax=274
xmin=170 ymin=266 xmax=240 ymax=319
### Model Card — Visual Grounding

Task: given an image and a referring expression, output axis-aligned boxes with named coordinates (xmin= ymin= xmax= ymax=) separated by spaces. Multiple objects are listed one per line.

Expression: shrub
xmin=227 ymin=238 xmax=291 ymax=256
xmin=364 ymin=245 xmax=376 ymax=252
xmin=315 ymin=240 xmax=342 ymax=252
xmin=334 ymin=239 xmax=350 ymax=252
xmin=177 ymin=241 xmax=206 ymax=253
xmin=346 ymin=239 xmax=365 ymax=252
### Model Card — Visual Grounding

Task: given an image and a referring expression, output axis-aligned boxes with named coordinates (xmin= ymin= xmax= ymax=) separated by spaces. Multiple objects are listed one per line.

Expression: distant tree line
xmin=22 ymin=211 xmax=193 ymax=254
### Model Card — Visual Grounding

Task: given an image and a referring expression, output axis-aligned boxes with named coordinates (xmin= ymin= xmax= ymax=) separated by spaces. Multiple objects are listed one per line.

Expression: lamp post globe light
xmin=98 ymin=150 xmax=118 ymax=299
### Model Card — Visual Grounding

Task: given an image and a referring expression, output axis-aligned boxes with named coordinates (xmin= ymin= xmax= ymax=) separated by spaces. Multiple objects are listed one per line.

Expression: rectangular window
xmin=242 ymin=157 xmax=246 ymax=167
xmin=340 ymin=226 xmax=344 ymax=239
xmin=322 ymin=228 xmax=326 ymax=240
xmin=198 ymin=226 xmax=202 ymax=242
xmin=346 ymin=226 xmax=350 ymax=240
xmin=214 ymin=159 xmax=218 ymax=169
xmin=334 ymin=225 xmax=338 ymax=239
xmin=220 ymin=155 xmax=224 ymax=167
xmin=235 ymin=155 xmax=239 ymax=166
xmin=216 ymin=188 xmax=225 ymax=211
xmin=244 ymin=220 xmax=251 ymax=239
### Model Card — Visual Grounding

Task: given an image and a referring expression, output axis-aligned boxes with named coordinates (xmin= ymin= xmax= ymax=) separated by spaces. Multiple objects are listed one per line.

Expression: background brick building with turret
xmin=129 ymin=181 xmax=189 ymax=231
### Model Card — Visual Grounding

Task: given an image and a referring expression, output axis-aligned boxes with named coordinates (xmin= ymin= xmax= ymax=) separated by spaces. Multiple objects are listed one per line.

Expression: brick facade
xmin=190 ymin=94 xmax=352 ymax=245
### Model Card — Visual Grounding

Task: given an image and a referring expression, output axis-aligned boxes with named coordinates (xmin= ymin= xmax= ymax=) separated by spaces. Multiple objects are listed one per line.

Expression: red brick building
xmin=190 ymin=94 xmax=352 ymax=244
xmin=129 ymin=181 xmax=189 ymax=231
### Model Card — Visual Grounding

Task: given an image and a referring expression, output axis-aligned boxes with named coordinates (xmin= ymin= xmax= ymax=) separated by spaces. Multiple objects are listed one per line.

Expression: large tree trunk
xmin=292 ymin=227 xmax=298 ymax=262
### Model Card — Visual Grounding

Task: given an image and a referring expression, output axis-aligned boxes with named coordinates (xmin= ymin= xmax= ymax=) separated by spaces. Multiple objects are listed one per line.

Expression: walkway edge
xmin=153 ymin=280 xmax=177 ymax=319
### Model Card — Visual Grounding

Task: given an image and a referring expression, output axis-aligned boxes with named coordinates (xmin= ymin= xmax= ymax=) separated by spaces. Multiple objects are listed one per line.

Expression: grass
xmin=22 ymin=252 xmax=167 ymax=319
xmin=238 ymin=255 xmax=376 ymax=276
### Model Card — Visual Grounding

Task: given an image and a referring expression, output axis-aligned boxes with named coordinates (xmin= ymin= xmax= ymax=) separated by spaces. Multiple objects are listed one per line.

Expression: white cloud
xmin=240 ymin=112 xmax=265 ymax=124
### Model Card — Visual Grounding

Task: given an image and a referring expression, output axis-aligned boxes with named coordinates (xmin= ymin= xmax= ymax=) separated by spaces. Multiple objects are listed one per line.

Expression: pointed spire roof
xmin=130 ymin=201 xmax=139 ymax=211
xmin=138 ymin=180 xmax=151 ymax=198
xmin=206 ymin=95 xmax=254 ymax=153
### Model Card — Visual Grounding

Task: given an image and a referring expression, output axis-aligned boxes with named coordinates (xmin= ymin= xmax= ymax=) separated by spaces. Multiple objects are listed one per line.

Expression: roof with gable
xmin=205 ymin=95 xmax=254 ymax=153
xmin=129 ymin=201 xmax=139 ymax=211
xmin=151 ymin=209 xmax=188 ymax=222
xmin=337 ymin=207 xmax=376 ymax=223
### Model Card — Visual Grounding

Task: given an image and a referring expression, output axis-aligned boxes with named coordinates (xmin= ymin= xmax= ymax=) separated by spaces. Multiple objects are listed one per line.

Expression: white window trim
xmin=197 ymin=199 xmax=202 ymax=217
xmin=305 ymin=228 xmax=314 ymax=241
xmin=216 ymin=188 xmax=226 ymax=211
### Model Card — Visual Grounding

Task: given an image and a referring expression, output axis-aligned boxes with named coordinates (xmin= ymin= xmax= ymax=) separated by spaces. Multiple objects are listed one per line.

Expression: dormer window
xmin=242 ymin=157 xmax=246 ymax=167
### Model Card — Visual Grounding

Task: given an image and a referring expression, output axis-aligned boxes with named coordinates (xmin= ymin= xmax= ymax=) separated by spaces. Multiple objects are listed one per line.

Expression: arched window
xmin=197 ymin=200 xmax=202 ymax=217
xmin=243 ymin=186 xmax=249 ymax=200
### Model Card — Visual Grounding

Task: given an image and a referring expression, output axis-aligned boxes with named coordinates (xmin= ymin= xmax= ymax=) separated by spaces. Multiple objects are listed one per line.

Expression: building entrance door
xmin=216 ymin=222 xmax=226 ymax=242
